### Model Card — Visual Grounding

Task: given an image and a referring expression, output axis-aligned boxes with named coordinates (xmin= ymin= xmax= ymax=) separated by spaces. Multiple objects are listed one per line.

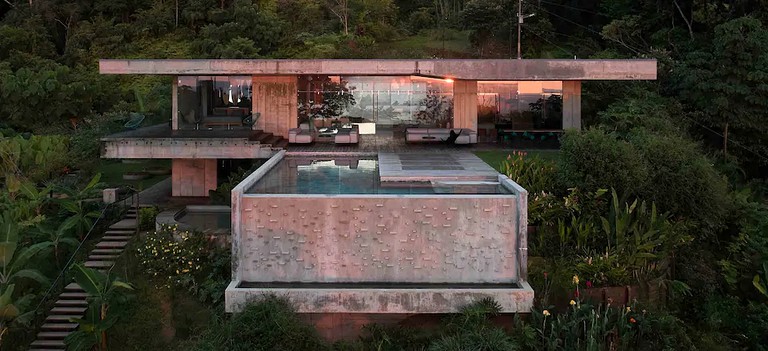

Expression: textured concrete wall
xmin=252 ymin=76 xmax=298 ymax=138
xmin=453 ymin=80 xmax=478 ymax=130
xmin=100 ymin=59 xmax=657 ymax=81
xmin=171 ymin=159 xmax=217 ymax=197
xmin=171 ymin=78 xmax=179 ymax=130
xmin=562 ymin=81 xmax=582 ymax=129
xmin=236 ymin=195 xmax=519 ymax=283
xmin=101 ymin=138 xmax=274 ymax=159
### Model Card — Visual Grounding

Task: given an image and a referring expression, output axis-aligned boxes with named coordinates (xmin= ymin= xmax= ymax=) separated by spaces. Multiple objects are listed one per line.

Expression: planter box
xmin=145 ymin=167 xmax=171 ymax=176
xmin=123 ymin=171 xmax=150 ymax=180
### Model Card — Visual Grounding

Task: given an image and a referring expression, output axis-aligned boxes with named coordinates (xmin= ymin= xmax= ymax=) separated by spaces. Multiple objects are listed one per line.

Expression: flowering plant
xmin=135 ymin=224 xmax=207 ymax=288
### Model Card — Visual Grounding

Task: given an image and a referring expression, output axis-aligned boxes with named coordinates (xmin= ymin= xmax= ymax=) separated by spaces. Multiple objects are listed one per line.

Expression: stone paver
xmin=378 ymin=152 xmax=499 ymax=182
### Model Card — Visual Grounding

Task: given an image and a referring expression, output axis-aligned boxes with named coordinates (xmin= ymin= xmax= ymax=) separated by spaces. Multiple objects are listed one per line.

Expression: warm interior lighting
xmin=445 ymin=78 xmax=454 ymax=83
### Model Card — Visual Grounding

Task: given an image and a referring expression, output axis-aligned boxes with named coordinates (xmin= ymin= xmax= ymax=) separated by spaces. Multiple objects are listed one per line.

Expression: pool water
xmin=246 ymin=158 xmax=510 ymax=195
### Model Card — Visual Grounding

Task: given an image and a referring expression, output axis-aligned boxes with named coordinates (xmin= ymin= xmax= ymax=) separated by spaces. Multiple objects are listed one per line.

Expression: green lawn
xmin=380 ymin=30 xmax=472 ymax=57
xmin=474 ymin=150 xmax=560 ymax=171
xmin=96 ymin=159 xmax=171 ymax=190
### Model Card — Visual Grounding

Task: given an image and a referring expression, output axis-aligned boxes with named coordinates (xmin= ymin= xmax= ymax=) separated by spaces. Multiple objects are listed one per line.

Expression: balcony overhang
xmin=101 ymin=125 xmax=276 ymax=159
xmin=99 ymin=59 xmax=657 ymax=81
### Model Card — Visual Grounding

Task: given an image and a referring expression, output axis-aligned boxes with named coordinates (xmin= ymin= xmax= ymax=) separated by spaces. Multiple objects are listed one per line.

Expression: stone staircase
xmin=29 ymin=207 xmax=139 ymax=351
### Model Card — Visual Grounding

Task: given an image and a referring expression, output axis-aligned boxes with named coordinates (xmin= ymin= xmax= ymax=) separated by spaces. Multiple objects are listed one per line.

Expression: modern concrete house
xmin=99 ymin=59 xmax=656 ymax=197
xmin=99 ymin=58 xmax=656 ymax=338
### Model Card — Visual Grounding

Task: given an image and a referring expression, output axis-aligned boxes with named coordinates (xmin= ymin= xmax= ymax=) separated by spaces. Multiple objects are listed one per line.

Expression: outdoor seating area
xmin=290 ymin=124 xmax=360 ymax=145
xmin=288 ymin=128 xmax=313 ymax=144
xmin=405 ymin=128 xmax=478 ymax=144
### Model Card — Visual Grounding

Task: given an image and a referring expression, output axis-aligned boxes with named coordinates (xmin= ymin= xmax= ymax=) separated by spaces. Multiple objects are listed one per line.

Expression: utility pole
xmin=517 ymin=0 xmax=522 ymax=59
xmin=516 ymin=0 xmax=535 ymax=59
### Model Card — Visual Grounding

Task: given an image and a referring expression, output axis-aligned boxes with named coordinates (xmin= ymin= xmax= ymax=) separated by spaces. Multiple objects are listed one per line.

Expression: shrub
xmin=558 ymin=129 xmax=648 ymax=198
xmin=629 ymin=129 xmax=730 ymax=230
xmin=500 ymin=150 xmax=557 ymax=195
xmin=138 ymin=206 xmax=160 ymax=231
xmin=429 ymin=298 xmax=518 ymax=351
xmin=136 ymin=224 xmax=230 ymax=304
xmin=520 ymin=302 xmax=695 ymax=351
xmin=189 ymin=296 xmax=329 ymax=351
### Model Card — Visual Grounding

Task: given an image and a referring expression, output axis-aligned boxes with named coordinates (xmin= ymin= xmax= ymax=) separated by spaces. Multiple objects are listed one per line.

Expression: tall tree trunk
xmin=673 ymin=0 xmax=694 ymax=40
xmin=723 ymin=121 xmax=729 ymax=155
xmin=100 ymin=303 xmax=108 ymax=351
xmin=175 ymin=0 xmax=179 ymax=28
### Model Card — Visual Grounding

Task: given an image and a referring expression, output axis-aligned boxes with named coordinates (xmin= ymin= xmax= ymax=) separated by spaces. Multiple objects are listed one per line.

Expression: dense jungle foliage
xmin=1 ymin=0 xmax=768 ymax=350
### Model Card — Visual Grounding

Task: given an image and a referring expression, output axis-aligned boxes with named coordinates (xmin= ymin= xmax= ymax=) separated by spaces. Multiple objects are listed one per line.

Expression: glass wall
xmin=477 ymin=81 xmax=563 ymax=131
xmin=297 ymin=75 xmax=453 ymax=135
xmin=177 ymin=76 xmax=252 ymax=129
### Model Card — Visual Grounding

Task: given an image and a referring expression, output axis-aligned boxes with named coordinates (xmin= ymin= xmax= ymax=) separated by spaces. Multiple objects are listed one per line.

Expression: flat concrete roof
xmin=99 ymin=59 xmax=656 ymax=81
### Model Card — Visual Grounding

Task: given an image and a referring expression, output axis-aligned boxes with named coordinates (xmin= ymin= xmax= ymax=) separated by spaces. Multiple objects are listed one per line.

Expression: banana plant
xmin=0 ymin=213 xmax=48 ymax=347
xmin=34 ymin=223 xmax=79 ymax=269
xmin=0 ymin=284 xmax=35 ymax=347
xmin=0 ymin=212 xmax=49 ymax=290
xmin=57 ymin=174 xmax=104 ymax=239
xmin=753 ymin=262 xmax=768 ymax=300
xmin=67 ymin=264 xmax=133 ymax=351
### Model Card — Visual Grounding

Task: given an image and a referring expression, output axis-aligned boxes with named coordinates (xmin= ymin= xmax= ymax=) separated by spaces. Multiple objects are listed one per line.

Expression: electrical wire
xmin=524 ymin=27 xmax=577 ymax=57
xmin=537 ymin=0 xmax=610 ymax=17
xmin=678 ymin=114 xmax=768 ymax=164
xmin=523 ymin=0 xmax=649 ymax=55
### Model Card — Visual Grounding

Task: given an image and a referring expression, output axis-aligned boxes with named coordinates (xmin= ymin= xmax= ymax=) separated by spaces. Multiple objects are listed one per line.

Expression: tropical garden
xmin=0 ymin=0 xmax=767 ymax=349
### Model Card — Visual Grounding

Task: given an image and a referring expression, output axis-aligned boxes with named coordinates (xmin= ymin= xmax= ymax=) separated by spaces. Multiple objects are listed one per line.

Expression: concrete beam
xmin=101 ymin=138 xmax=275 ymax=159
xmin=225 ymin=282 xmax=535 ymax=314
xmin=100 ymin=59 xmax=657 ymax=81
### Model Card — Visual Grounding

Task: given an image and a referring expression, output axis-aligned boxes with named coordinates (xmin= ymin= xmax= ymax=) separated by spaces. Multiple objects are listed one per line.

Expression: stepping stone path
xmin=29 ymin=207 xmax=141 ymax=351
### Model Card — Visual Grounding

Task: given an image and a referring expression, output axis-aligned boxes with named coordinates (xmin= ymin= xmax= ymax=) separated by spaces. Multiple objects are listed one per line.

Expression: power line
xmin=525 ymin=28 xmax=577 ymax=58
xmin=524 ymin=0 xmax=649 ymax=56
xmin=537 ymin=0 xmax=610 ymax=17
xmin=679 ymin=114 xmax=768 ymax=164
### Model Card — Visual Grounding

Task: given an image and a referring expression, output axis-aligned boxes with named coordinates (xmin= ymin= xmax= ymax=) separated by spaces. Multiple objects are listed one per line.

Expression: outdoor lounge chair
xmin=288 ymin=128 xmax=313 ymax=144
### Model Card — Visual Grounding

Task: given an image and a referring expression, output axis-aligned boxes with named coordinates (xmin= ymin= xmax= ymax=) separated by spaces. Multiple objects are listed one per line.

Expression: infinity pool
xmin=246 ymin=157 xmax=510 ymax=194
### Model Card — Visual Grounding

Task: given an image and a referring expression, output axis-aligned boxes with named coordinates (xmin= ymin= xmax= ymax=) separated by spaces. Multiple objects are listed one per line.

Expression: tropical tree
xmin=34 ymin=223 xmax=79 ymax=269
xmin=0 ymin=212 xmax=49 ymax=346
xmin=66 ymin=264 xmax=133 ymax=351
xmin=676 ymin=17 xmax=768 ymax=165
xmin=57 ymin=174 xmax=104 ymax=240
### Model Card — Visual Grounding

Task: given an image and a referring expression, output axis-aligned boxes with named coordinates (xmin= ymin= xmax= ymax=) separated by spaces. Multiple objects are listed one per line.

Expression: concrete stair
xmin=30 ymin=210 xmax=139 ymax=351
xmin=251 ymin=130 xmax=287 ymax=149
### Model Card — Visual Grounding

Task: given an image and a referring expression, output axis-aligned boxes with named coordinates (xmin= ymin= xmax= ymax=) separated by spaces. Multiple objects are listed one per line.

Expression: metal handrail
xmin=29 ymin=187 xmax=139 ymax=317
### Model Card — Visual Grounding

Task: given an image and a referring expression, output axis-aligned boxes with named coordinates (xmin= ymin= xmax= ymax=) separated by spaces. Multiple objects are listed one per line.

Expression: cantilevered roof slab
xmin=99 ymin=59 xmax=656 ymax=81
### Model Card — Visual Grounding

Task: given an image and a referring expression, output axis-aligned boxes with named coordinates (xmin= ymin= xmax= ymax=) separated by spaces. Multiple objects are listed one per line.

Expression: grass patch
xmin=97 ymin=159 xmax=171 ymax=190
xmin=380 ymin=29 xmax=472 ymax=57
xmin=474 ymin=150 xmax=559 ymax=171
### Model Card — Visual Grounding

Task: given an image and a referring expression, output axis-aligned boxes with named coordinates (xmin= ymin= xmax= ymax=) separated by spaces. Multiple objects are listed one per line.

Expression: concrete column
xmin=171 ymin=159 xmax=217 ymax=197
xmin=452 ymin=80 xmax=478 ymax=130
xmin=562 ymin=81 xmax=582 ymax=130
xmin=252 ymin=75 xmax=298 ymax=137
xmin=171 ymin=77 xmax=179 ymax=130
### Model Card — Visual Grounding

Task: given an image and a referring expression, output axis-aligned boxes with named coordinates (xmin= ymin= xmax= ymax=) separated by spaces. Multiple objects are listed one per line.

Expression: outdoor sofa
xmin=405 ymin=128 xmax=477 ymax=144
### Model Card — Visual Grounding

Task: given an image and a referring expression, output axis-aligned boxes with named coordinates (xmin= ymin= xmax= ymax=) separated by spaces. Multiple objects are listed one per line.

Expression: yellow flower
xmin=572 ymin=275 xmax=580 ymax=285
xmin=542 ymin=310 xmax=551 ymax=316
xmin=569 ymin=300 xmax=576 ymax=306
xmin=626 ymin=306 xmax=631 ymax=313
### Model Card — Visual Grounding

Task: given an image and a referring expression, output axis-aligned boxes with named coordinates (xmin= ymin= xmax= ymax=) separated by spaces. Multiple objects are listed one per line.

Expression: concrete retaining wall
xmin=236 ymin=195 xmax=518 ymax=283
xmin=226 ymin=151 xmax=533 ymax=315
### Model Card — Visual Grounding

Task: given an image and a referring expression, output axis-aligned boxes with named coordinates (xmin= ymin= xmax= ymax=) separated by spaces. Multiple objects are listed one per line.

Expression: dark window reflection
xmin=177 ymin=76 xmax=252 ymax=129
xmin=477 ymin=81 xmax=563 ymax=131
xmin=297 ymin=75 xmax=454 ymax=134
